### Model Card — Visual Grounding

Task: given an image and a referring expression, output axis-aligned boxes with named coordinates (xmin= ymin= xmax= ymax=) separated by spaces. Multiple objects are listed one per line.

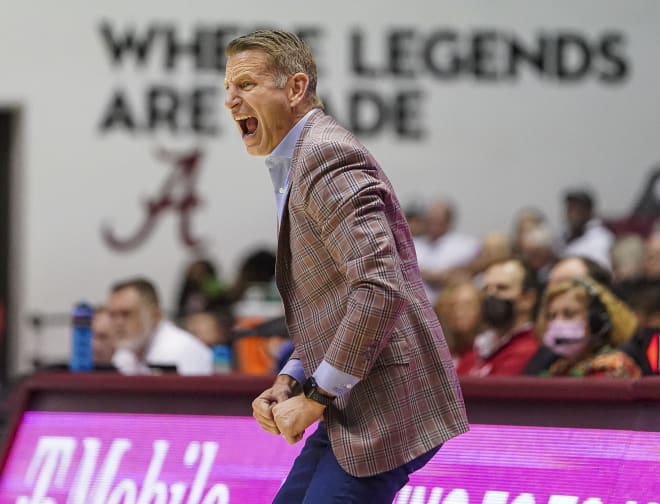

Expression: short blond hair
xmin=226 ymin=30 xmax=323 ymax=109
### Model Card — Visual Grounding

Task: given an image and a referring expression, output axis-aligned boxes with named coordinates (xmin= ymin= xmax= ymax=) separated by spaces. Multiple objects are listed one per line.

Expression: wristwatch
xmin=303 ymin=377 xmax=335 ymax=406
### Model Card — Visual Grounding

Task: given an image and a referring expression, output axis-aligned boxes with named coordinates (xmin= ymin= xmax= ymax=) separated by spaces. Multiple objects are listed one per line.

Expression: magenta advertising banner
xmin=0 ymin=412 xmax=659 ymax=503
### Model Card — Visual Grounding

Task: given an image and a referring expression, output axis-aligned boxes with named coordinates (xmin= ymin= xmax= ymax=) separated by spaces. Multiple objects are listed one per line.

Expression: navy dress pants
xmin=272 ymin=422 xmax=440 ymax=504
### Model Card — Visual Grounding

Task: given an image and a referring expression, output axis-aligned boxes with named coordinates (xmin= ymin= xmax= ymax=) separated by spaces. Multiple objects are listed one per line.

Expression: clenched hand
xmin=252 ymin=374 xmax=300 ymax=435
xmin=272 ymin=395 xmax=325 ymax=444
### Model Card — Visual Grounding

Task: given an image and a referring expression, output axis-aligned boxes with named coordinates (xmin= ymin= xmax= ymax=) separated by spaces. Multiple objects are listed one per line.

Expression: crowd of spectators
xmin=85 ymin=184 xmax=660 ymax=379
xmin=88 ymin=247 xmax=291 ymax=376
xmin=421 ymin=186 xmax=660 ymax=379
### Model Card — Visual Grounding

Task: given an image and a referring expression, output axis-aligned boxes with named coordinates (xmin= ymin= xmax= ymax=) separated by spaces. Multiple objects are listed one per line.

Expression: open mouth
xmin=236 ymin=116 xmax=258 ymax=138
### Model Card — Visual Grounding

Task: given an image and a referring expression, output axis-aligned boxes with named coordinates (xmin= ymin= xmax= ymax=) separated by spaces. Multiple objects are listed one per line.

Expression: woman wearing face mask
xmin=535 ymin=277 xmax=640 ymax=378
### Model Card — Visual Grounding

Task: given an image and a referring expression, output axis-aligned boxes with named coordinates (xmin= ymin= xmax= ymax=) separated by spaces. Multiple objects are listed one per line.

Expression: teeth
xmin=235 ymin=115 xmax=252 ymax=121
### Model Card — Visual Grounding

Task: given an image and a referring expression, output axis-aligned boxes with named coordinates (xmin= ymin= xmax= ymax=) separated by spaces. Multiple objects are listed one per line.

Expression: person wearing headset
xmin=533 ymin=277 xmax=640 ymax=377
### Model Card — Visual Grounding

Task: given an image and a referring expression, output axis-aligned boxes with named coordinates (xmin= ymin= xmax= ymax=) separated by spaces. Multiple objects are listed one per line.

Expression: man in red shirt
xmin=457 ymin=258 xmax=539 ymax=376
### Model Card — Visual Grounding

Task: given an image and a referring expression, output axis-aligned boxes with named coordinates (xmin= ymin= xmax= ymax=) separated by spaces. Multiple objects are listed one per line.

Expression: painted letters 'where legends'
xmin=96 ymin=22 xmax=629 ymax=139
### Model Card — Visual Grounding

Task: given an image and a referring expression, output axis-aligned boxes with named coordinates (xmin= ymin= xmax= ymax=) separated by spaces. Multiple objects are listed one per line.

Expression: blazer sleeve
xmin=298 ymin=140 xmax=409 ymax=379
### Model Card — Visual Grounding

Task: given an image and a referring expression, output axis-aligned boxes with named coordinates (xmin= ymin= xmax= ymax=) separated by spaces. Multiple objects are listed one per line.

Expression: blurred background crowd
xmin=83 ymin=177 xmax=660 ymax=380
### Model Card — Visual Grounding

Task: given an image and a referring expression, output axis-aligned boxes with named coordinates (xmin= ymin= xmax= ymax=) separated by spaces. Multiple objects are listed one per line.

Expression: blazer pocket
xmin=373 ymin=335 xmax=410 ymax=367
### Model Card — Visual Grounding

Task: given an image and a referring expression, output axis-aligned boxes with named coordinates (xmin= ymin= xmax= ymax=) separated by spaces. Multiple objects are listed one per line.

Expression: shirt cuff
xmin=313 ymin=360 xmax=360 ymax=397
xmin=279 ymin=358 xmax=306 ymax=384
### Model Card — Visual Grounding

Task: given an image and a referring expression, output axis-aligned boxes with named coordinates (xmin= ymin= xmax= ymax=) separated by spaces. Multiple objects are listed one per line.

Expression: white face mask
xmin=473 ymin=329 xmax=512 ymax=359
xmin=543 ymin=319 xmax=589 ymax=358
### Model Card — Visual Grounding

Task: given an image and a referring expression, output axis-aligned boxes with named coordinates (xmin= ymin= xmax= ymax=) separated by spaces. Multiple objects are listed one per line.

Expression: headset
xmin=571 ymin=277 xmax=612 ymax=346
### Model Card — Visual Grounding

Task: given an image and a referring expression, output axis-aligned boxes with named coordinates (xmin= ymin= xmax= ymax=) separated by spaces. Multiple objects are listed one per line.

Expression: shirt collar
xmin=266 ymin=109 xmax=316 ymax=194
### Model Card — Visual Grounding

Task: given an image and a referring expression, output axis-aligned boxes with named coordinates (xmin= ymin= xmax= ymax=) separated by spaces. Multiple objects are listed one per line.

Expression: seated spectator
xmin=416 ymin=198 xmax=481 ymax=303
xmin=175 ymin=258 xmax=231 ymax=321
xmin=228 ymin=248 xmax=286 ymax=375
xmin=184 ymin=308 xmax=232 ymax=348
xmin=517 ymin=222 xmax=558 ymax=292
xmin=185 ymin=308 xmax=235 ymax=373
xmin=230 ymin=248 xmax=279 ymax=304
xmin=548 ymin=255 xmax=613 ymax=287
xmin=468 ymin=231 xmax=514 ymax=283
xmin=107 ymin=277 xmax=213 ymax=375
xmin=435 ymin=280 xmax=483 ymax=367
xmin=404 ymin=201 xmax=427 ymax=242
xmin=619 ymin=278 xmax=660 ymax=375
xmin=643 ymin=231 xmax=660 ymax=280
xmin=533 ymin=277 xmax=639 ymax=378
xmin=559 ymin=188 xmax=614 ymax=271
xmin=610 ymin=234 xmax=646 ymax=285
xmin=456 ymin=258 xmax=539 ymax=376
xmin=511 ymin=206 xmax=547 ymax=255
xmin=91 ymin=306 xmax=117 ymax=368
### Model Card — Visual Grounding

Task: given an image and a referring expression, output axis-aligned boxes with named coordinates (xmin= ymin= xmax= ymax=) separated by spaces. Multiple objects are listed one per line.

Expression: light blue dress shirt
xmin=266 ymin=110 xmax=360 ymax=398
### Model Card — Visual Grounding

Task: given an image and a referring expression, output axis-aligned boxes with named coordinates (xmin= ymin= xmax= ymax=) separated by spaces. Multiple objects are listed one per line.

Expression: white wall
xmin=1 ymin=0 xmax=659 ymax=374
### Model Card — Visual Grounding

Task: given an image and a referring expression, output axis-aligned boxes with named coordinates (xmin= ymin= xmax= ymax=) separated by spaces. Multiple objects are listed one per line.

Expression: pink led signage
xmin=0 ymin=412 xmax=659 ymax=503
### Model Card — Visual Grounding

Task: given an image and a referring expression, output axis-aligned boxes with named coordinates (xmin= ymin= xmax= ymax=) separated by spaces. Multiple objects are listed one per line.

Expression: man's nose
xmin=224 ymin=87 xmax=239 ymax=109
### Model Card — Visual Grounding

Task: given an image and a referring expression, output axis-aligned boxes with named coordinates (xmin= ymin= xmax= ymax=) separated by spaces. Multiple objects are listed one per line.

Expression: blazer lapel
xmin=275 ymin=201 xmax=291 ymax=290
xmin=275 ymin=109 xmax=323 ymax=288
xmin=289 ymin=108 xmax=323 ymax=182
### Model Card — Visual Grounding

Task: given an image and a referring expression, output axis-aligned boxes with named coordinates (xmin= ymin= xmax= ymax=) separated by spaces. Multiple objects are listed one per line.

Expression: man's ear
xmin=288 ymin=72 xmax=309 ymax=107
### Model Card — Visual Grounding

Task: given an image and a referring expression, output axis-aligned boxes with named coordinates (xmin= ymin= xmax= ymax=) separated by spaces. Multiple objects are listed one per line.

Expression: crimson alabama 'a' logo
xmin=102 ymin=148 xmax=205 ymax=251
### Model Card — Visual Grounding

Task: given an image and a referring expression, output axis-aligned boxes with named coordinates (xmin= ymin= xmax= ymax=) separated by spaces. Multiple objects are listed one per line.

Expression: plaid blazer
xmin=275 ymin=109 xmax=469 ymax=477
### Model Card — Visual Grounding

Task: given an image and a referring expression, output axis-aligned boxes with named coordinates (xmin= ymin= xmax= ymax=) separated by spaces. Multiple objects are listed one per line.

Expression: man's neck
xmin=291 ymin=104 xmax=316 ymax=124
